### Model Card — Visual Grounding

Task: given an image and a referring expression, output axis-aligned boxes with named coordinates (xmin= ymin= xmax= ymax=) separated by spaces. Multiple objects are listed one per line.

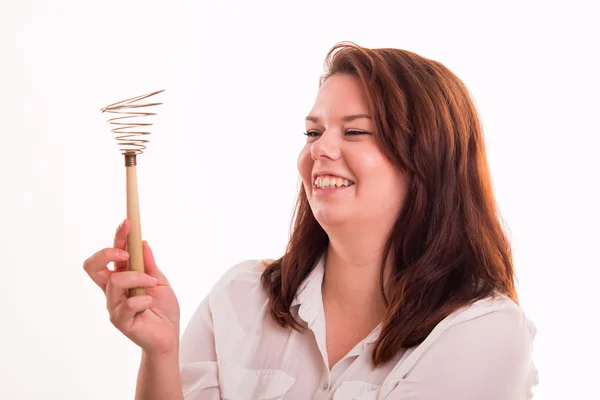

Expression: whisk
xmin=101 ymin=89 xmax=165 ymax=298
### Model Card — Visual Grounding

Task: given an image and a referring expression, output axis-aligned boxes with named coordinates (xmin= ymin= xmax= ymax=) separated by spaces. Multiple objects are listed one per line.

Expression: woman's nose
xmin=310 ymin=133 xmax=341 ymax=161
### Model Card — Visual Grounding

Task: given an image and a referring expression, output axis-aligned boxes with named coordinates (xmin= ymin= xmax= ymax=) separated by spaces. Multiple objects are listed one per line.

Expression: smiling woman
xmin=298 ymin=74 xmax=410 ymax=237
xmin=84 ymin=41 xmax=538 ymax=400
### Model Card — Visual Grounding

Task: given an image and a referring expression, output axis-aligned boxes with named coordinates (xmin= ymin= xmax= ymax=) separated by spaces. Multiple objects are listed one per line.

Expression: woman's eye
xmin=345 ymin=130 xmax=370 ymax=135
xmin=303 ymin=131 xmax=320 ymax=137
xmin=303 ymin=130 xmax=370 ymax=137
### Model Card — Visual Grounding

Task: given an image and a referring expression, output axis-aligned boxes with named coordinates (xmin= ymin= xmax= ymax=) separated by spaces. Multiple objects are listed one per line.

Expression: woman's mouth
xmin=313 ymin=175 xmax=355 ymax=189
xmin=313 ymin=175 xmax=355 ymax=196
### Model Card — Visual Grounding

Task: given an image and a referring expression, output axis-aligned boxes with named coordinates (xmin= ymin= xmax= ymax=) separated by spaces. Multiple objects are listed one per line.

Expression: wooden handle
xmin=126 ymin=160 xmax=145 ymax=297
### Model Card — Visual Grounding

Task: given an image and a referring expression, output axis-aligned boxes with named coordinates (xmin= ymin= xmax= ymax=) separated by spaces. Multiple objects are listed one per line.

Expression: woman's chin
xmin=313 ymin=209 xmax=349 ymax=228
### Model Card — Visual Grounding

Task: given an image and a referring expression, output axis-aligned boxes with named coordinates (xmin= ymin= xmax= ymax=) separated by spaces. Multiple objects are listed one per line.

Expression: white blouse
xmin=179 ymin=255 xmax=539 ymax=399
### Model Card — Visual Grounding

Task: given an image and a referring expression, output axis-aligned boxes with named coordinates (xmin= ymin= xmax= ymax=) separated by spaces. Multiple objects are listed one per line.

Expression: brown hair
xmin=260 ymin=41 xmax=518 ymax=367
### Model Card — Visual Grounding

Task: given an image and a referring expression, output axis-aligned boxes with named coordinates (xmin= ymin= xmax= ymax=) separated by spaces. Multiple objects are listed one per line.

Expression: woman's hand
xmin=83 ymin=219 xmax=180 ymax=357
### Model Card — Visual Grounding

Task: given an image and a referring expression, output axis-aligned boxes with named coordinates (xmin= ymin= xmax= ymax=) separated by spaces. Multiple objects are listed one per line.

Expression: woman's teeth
xmin=314 ymin=176 xmax=355 ymax=189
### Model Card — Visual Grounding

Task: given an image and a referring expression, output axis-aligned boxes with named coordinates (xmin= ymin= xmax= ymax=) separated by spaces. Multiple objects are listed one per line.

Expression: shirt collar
xmin=290 ymin=252 xmax=326 ymax=327
xmin=365 ymin=324 xmax=382 ymax=344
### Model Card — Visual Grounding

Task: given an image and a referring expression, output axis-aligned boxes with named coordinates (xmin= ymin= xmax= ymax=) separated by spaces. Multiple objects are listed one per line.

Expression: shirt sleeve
xmin=383 ymin=305 xmax=538 ymax=399
xmin=178 ymin=295 xmax=222 ymax=400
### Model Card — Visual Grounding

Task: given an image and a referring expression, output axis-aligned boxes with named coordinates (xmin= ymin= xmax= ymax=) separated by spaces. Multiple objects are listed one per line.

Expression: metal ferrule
xmin=124 ymin=152 xmax=137 ymax=167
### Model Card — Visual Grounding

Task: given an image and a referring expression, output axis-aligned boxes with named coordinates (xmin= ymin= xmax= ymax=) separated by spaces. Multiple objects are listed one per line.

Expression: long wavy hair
xmin=260 ymin=41 xmax=518 ymax=367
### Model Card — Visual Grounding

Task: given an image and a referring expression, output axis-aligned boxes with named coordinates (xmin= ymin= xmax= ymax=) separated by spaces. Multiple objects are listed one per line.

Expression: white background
xmin=1 ymin=0 xmax=598 ymax=398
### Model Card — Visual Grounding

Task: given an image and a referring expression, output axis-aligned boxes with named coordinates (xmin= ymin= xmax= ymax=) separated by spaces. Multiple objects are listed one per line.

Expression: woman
xmin=84 ymin=42 xmax=538 ymax=399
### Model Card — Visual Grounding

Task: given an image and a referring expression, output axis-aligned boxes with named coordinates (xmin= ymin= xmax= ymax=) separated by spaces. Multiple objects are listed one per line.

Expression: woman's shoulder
xmin=435 ymin=293 xmax=538 ymax=350
xmin=387 ymin=292 xmax=538 ymax=387
xmin=452 ymin=293 xmax=534 ymax=325
xmin=205 ymin=258 xmax=275 ymax=311
xmin=458 ymin=293 xmax=537 ymax=347
xmin=209 ymin=258 xmax=272 ymax=291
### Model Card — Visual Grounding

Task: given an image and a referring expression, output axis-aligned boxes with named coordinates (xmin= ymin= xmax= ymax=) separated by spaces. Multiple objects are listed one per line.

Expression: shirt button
xmin=324 ymin=383 xmax=329 ymax=390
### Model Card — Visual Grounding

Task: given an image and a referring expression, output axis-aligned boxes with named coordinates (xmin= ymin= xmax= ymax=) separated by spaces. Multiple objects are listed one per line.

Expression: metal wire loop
xmin=101 ymin=89 xmax=165 ymax=155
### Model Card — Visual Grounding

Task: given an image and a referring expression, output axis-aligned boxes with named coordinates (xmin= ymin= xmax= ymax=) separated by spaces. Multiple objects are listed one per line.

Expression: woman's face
xmin=297 ymin=73 xmax=410 ymax=230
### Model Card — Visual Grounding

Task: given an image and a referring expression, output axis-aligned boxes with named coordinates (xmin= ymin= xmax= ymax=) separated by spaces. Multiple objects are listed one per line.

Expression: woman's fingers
xmin=84 ymin=220 xmax=166 ymax=295
xmin=106 ymin=270 xmax=158 ymax=311
xmin=110 ymin=295 xmax=154 ymax=329
xmin=113 ymin=219 xmax=130 ymax=272
xmin=83 ymin=247 xmax=130 ymax=292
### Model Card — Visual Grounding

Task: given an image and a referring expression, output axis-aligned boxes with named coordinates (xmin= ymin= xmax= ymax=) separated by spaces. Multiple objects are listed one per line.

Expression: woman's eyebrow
xmin=305 ymin=114 xmax=372 ymax=123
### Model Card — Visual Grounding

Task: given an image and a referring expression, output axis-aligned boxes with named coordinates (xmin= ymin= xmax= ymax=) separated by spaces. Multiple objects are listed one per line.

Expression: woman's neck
xmin=321 ymin=235 xmax=391 ymax=323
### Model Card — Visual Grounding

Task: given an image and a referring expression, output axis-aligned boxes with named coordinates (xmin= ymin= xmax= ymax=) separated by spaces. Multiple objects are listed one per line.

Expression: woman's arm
xmin=133 ymin=294 xmax=221 ymax=400
xmin=135 ymin=349 xmax=184 ymax=400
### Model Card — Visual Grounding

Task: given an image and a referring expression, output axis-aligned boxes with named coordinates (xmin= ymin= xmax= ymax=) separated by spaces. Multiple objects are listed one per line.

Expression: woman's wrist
xmin=142 ymin=346 xmax=180 ymax=364
xmin=136 ymin=347 xmax=183 ymax=400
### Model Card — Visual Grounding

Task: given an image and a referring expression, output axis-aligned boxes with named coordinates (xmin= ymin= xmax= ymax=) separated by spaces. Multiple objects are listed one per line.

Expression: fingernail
xmin=117 ymin=250 xmax=129 ymax=260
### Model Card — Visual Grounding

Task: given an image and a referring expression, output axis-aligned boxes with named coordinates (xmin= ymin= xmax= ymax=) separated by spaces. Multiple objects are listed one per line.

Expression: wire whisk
xmin=100 ymin=89 xmax=165 ymax=305
xmin=101 ymin=89 xmax=165 ymax=156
